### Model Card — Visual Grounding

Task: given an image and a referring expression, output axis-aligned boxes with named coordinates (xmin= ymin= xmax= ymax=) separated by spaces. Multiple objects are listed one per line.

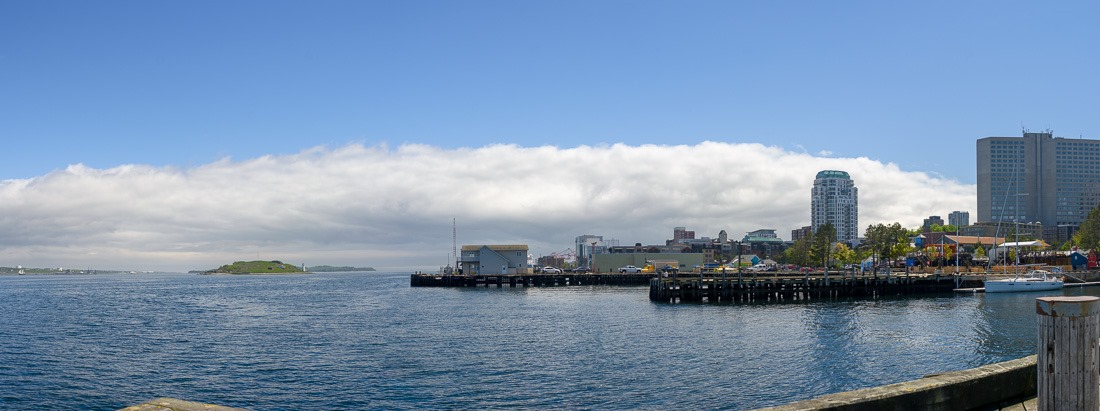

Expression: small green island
xmin=204 ymin=260 xmax=309 ymax=275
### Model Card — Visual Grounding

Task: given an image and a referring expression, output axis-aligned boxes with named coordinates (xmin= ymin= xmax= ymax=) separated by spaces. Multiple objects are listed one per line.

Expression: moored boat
xmin=984 ymin=269 xmax=1064 ymax=293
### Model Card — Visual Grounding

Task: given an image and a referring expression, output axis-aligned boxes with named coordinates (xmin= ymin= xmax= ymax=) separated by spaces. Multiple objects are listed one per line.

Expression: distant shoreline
xmin=200 ymin=271 xmax=315 ymax=275
xmin=0 ymin=271 xmax=132 ymax=276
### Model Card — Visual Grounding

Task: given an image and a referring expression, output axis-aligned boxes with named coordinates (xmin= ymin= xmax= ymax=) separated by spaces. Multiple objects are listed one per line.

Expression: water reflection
xmin=971 ymin=291 xmax=1047 ymax=363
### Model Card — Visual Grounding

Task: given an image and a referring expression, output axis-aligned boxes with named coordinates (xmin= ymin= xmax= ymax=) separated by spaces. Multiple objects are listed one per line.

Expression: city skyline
xmin=4 ymin=2 xmax=1098 ymax=270
xmin=0 ymin=143 xmax=973 ymax=271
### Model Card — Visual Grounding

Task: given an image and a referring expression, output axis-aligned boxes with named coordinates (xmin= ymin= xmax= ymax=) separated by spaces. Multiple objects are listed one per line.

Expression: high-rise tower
xmin=811 ymin=170 xmax=859 ymax=245
xmin=977 ymin=130 xmax=1100 ymax=240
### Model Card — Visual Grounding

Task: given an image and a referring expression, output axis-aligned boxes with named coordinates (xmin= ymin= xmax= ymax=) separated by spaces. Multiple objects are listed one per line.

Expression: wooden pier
xmin=410 ymin=273 xmax=653 ymax=287
xmin=650 ymin=274 xmax=968 ymax=303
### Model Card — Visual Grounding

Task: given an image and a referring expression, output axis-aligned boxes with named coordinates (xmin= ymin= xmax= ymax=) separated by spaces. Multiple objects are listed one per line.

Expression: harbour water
xmin=0 ymin=271 xmax=1085 ymax=410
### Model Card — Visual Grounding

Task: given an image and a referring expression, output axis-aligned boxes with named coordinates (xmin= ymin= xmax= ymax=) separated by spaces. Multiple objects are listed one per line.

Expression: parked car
xmin=749 ymin=264 xmax=769 ymax=272
xmin=619 ymin=265 xmax=642 ymax=273
xmin=542 ymin=266 xmax=563 ymax=274
xmin=572 ymin=266 xmax=591 ymax=273
xmin=660 ymin=265 xmax=679 ymax=274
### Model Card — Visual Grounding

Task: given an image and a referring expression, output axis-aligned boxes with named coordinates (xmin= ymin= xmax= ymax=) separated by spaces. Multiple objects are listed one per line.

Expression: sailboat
xmin=984 ymin=265 xmax=1063 ymax=293
xmin=982 ymin=158 xmax=1063 ymax=293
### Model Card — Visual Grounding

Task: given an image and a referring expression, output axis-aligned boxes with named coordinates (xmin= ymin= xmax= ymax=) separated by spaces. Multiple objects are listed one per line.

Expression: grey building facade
xmin=575 ymin=234 xmax=604 ymax=267
xmin=977 ymin=130 xmax=1100 ymax=239
xmin=948 ymin=211 xmax=970 ymax=228
xmin=922 ymin=215 xmax=944 ymax=232
xmin=811 ymin=170 xmax=859 ymax=245
xmin=460 ymin=245 xmax=529 ymax=275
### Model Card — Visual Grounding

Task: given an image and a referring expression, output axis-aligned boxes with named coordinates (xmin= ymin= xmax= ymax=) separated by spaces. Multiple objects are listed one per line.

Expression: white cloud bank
xmin=0 ymin=142 xmax=974 ymax=271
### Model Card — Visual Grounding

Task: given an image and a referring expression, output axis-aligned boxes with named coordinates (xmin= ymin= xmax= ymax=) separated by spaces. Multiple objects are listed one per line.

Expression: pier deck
xmin=410 ymin=273 xmax=653 ymax=287
xmin=650 ymin=274 xmax=970 ymax=303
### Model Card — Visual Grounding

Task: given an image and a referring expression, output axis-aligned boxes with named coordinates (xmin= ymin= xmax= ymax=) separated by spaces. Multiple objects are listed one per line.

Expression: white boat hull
xmin=984 ymin=279 xmax=1064 ymax=293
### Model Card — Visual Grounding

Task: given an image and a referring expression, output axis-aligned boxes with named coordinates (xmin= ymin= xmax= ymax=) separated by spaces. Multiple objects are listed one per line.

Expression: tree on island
xmin=211 ymin=260 xmax=306 ymax=274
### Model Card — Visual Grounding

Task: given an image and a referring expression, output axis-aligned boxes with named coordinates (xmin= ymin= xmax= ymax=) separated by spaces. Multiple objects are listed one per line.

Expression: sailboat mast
xmin=452 ymin=217 xmax=458 ymax=270
xmin=1014 ymin=159 xmax=1020 ymax=278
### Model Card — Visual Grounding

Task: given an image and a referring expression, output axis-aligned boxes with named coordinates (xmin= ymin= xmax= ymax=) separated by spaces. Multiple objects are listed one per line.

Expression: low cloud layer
xmin=0 ymin=142 xmax=974 ymax=271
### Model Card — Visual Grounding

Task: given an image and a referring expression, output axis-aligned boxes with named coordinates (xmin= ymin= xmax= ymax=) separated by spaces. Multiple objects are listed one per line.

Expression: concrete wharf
xmin=410 ymin=273 xmax=653 ymax=287
xmin=650 ymin=273 xmax=973 ymax=303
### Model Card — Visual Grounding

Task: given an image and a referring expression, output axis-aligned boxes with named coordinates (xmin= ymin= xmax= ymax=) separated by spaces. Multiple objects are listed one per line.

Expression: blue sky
xmin=0 ymin=1 xmax=1096 ymax=270
xmin=4 ymin=1 xmax=1098 ymax=182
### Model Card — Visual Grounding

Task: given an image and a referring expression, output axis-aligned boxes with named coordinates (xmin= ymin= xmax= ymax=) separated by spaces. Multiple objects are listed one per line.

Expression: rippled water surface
xmin=0 ymin=272 xmax=1086 ymax=410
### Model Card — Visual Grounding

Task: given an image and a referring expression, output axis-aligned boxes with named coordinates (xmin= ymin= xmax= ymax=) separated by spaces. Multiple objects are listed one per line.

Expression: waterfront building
xmin=919 ymin=234 xmax=1004 ymax=267
xmin=609 ymin=244 xmax=694 ymax=254
xmin=948 ymin=211 xmax=970 ymax=228
xmin=575 ymin=234 xmax=604 ymax=266
xmin=459 ymin=245 xmax=529 ymax=275
xmin=791 ymin=226 xmax=812 ymax=242
xmin=673 ymin=226 xmax=695 ymax=241
xmin=1045 ymin=224 xmax=1078 ymax=245
xmin=742 ymin=229 xmax=787 ymax=259
xmin=977 ymin=130 xmax=1100 ymax=242
xmin=959 ymin=221 xmax=1043 ymax=241
xmin=592 ymin=252 xmax=705 ymax=274
xmin=922 ymin=215 xmax=945 ymax=232
xmin=536 ymin=255 xmax=565 ymax=269
xmin=669 ymin=230 xmax=742 ymax=262
xmin=811 ymin=170 xmax=859 ymax=245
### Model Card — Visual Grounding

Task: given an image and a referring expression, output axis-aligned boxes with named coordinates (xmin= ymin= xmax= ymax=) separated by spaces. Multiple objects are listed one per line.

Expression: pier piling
xmin=1035 ymin=296 xmax=1100 ymax=411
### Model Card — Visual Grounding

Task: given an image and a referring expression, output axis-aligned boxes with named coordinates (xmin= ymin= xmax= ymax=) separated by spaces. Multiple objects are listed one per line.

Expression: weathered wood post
xmin=1036 ymin=296 xmax=1100 ymax=411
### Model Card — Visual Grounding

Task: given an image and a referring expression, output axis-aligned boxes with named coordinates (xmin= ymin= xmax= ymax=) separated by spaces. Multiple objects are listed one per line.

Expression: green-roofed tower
xmin=812 ymin=170 xmax=858 ymax=244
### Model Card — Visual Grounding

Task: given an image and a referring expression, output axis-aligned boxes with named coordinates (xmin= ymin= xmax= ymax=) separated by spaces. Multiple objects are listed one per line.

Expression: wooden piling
xmin=1036 ymin=296 xmax=1100 ymax=411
